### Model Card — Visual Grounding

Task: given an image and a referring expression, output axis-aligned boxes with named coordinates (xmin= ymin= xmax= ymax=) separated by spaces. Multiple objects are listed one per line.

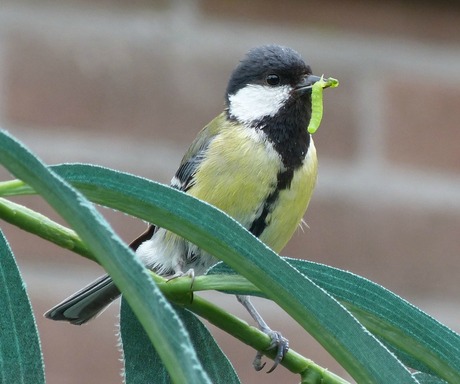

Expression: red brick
xmin=4 ymin=29 xmax=226 ymax=145
xmin=201 ymin=0 xmax=460 ymax=44
xmin=285 ymin=198 xmax=460 ymax=300
xmin=313 ymin=71 xmax=359 ymax=161
xmin=384 ymin=78 xmax=460 ymax=173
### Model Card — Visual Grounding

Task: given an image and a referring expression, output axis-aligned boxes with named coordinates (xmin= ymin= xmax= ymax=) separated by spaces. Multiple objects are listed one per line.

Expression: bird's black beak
xmin=294 ymin=75 xmax=324 ymax=94
xmin=294 ymin=75 xmax=332 ymax=94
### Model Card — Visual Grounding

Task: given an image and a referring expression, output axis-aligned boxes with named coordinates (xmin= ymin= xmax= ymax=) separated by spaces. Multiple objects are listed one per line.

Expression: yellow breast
xmin=189 ymin=123 xmax=318 ymax=253
xmin=260 ymin=141 xmax=317 ymax=252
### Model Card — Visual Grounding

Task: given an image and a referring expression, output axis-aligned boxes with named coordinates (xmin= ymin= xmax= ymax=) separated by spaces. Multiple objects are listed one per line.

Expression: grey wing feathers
xmin=45 ymin=114 xmax=225 ymax=325
xmin=44 ymin=274 xmax=119 ymax=325
xmin=172 ymin=149 xmax=208 ymax=191
xmin=171 ymin=113 xmax=224 ymax=191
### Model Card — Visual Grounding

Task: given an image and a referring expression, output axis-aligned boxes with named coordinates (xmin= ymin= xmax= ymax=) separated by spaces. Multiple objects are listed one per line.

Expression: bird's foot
xmin=253 ymin=329 xmax=289 ymax=373
xmin=236 ymin=295 xmax=289 ymax=373
xmin=166 ymin=268 xmax=195 ymax=282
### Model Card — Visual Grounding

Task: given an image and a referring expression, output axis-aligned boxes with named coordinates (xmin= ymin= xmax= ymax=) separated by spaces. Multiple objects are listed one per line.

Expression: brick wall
xmin=1 ymin=1 xmax=460 ymax=383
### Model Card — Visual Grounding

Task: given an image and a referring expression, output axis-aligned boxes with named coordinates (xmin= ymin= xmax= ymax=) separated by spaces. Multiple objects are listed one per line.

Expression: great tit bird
xmin=45 ymin=44 xmax=335 ymax=371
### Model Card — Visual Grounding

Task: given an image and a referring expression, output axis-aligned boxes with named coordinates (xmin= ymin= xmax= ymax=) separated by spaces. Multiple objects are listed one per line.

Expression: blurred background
xmin=1 ymin=0 xmax=460 ymax=383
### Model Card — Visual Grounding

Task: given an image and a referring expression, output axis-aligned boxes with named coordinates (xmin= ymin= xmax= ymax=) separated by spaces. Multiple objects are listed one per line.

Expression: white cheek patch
xmin=228 ymin=84 xmax=291 ymax=125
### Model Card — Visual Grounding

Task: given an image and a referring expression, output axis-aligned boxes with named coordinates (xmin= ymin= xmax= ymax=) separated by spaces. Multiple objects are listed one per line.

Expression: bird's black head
xmin=226 ymin=45 xmax=311 ymax=98
xmin=225 ymin=45 xmax=320 ymax=168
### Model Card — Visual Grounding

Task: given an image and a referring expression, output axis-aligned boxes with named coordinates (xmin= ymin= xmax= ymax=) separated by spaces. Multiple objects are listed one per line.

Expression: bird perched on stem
xmin=45 ymin=44 xmax=338 ymax=372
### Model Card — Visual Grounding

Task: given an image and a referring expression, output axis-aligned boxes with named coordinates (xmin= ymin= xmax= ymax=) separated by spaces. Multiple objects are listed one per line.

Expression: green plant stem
xmin=0 ymin=179 xmax=32 ymax=196
xmin=1 ymin=166 xmax=420 ymax=383
xmin=0 ymin=132 xmax=214 ymax=384
xmin=159 ymin=273 xmax=350 ymax=383
xmin=0 ymin=195 xmax=348 ymax=383
xmin=0 ymin=198 xmax=95 ymax=261
xmin=181 ymin=294 xmax=350 ymax=384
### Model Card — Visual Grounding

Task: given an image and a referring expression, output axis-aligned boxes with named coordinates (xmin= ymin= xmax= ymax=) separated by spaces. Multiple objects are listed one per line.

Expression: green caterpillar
xmin=307 ymin=76 xmax=339 ymax=134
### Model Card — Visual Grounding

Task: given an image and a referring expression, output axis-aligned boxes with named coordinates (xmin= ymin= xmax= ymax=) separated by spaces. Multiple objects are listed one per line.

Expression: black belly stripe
xmin=249 ymin=168 xmax=294 ymax=237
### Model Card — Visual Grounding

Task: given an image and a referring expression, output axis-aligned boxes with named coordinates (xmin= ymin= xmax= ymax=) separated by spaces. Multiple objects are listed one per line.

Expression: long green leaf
xmin=121 ymin=299 xmax=240 ymax=384
xmin=0 ymin=131 xmax=211 ymax=384
xmin=19 ymin=163 xmax=418 ymax=383
xmin=0 ymin=230 xmax=45 ymax=384
xmin=0 ymin=196 xmax=350 ymax=383
xmin=0 ymin=196 xmax=348 ymax=384
xmin=288 ymin=259 xmax=460 ymax=383
xmin=208 ymin=260 xmax=460 ymax=383
xmin=2 ymin=165 xmax=457 ymax=384
xmin=1 ymin=177 xmax=451 ymax=382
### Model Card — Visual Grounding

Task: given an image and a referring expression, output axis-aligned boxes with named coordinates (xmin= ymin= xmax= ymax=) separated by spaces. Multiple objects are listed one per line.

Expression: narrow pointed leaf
xmin=0 ymin=230 xmax=45 ymax=384
xmin=208 ymin=260 xmax=460 ymax=383
xmin=287 ymin=259 xmax=460 ymax=384
xmin=121 ymin=299 xmax=240 ymax=384
xmin=0 ymin=131 xmax=211 ymax=384
xmin=14 ymin=163 xmax=417 ymax=383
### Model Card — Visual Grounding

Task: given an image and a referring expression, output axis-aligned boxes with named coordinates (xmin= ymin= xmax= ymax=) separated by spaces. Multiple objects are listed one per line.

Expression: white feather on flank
xmin=136 ymin=228 xmax=185 ymax=275
xmin=228 ymin=84 xmax=291 ymax=125
xmin=135 ymin=228 xmax=217 ymax=276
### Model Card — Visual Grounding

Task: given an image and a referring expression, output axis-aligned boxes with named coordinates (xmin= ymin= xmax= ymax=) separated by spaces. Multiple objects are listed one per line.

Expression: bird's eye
xmin=266 ymin=74 xmax=280 ymax=86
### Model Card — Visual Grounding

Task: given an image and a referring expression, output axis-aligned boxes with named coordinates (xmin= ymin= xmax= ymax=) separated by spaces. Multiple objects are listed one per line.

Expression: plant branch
xmin=181 ymin=293 xmax=350 ymax=384
xmin=0 ymin=195 xmax=348 ymax=383
xmin=0 ymin=197 xmax=95 ymax=261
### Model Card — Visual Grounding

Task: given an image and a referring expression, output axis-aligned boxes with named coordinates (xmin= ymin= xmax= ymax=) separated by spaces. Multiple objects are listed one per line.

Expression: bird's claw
xmin=166 ymin=268 xmax=195 ymax=282
xmin=167 ymin=268 xmax=195 ymax=289
xmin=252 ymin=351 xmax=265 ymax=371
xmin=253 ymin=330 xmax=289 ymax=373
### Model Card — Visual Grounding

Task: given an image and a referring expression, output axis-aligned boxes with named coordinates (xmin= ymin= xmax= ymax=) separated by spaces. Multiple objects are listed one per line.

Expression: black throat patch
xmin=226 ymin=92 xmax=312 ymax=170
xmin=247 ymin=95 xmax=312 ymax=238
xmin=258 ymin=95 xmax=311 ymax=169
